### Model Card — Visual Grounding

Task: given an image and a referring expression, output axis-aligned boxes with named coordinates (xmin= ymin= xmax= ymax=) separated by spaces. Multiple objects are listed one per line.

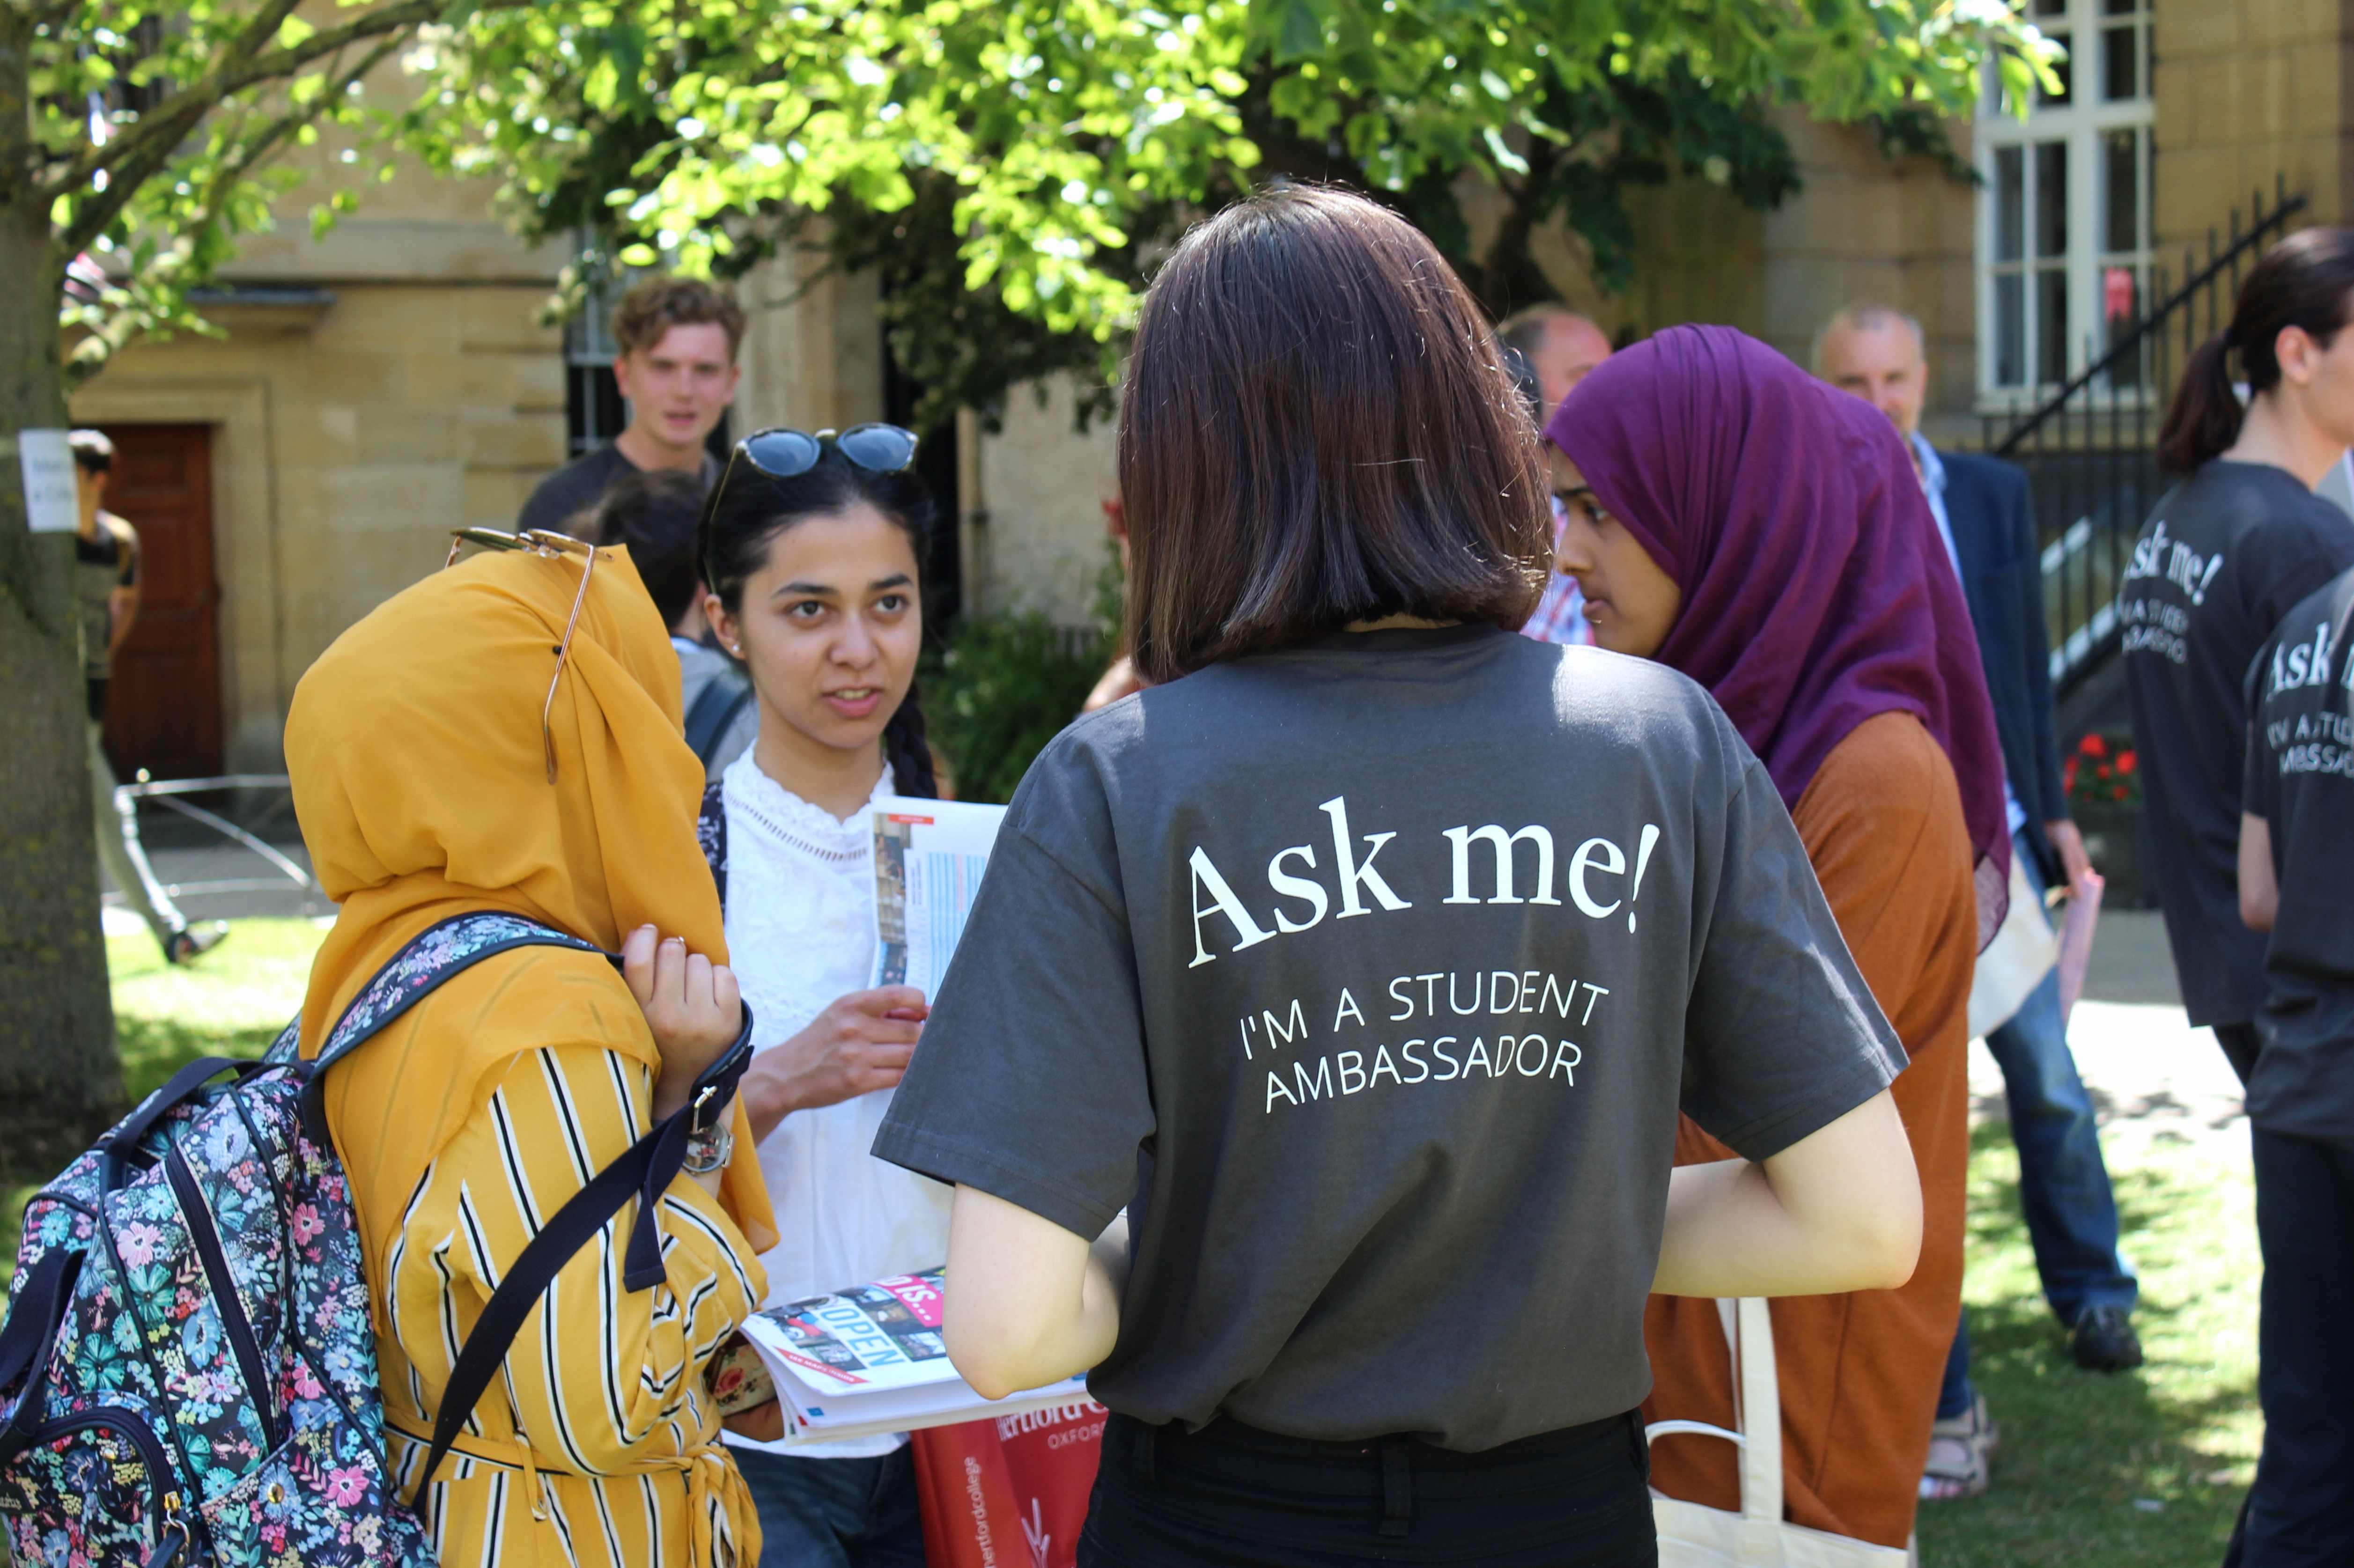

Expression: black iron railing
xmin=1979 ymin=177 xmax=2307 ymax=694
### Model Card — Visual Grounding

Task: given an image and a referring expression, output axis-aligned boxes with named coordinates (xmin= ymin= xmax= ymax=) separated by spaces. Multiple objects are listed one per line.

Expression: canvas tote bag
xmin=1649 ymin=1298 xmax=1911 ymax=1568
xmin=1965 ymin=851 xmax=2059 ymax=1038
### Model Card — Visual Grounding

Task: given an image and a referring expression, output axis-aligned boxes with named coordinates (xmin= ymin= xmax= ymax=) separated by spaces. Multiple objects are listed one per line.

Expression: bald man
xmin=1816 ymin=304 xmax=2140 ymax=1505
xmin=1498 ymin=306 xmax=1613 ymax=420
xmin=1499 ymin=306 xmax=1614 ymax=646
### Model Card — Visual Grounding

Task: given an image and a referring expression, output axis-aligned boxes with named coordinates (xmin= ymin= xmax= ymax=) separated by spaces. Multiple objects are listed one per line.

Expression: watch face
xmin=685 ymin=1126 xmax=736 ymax=1173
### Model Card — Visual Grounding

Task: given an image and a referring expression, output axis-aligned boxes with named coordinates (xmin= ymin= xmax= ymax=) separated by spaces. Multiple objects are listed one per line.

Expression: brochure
xmin=870 ymin=796 xmax=1007 ymax=999
xmin=738 ymin=1268 xmax=1090 ymax=1447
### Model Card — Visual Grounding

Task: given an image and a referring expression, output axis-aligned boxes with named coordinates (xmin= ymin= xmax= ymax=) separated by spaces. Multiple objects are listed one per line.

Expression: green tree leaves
xmin=394 ymin=0 xmax=2051 ymax=424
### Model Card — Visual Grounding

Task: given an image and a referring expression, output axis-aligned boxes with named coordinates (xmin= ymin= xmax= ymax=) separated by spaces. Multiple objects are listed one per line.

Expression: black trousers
xmin=2227 ymin=1128 xmax=2354 ymax=1568
xmin=1077 ymin=1410 xmax=1657 ymax=1567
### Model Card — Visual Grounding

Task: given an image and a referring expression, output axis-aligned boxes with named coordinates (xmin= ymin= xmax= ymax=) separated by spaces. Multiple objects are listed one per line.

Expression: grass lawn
xmin=0 ymin=922 xmax=2266 ymax=1565
xmin=1914 ymin=1119 xmax=2260 ymax=1566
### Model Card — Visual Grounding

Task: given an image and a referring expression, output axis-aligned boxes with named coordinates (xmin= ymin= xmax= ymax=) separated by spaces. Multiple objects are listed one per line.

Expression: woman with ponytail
xmin=2127 ymin=229 xmax=2354 ymax=1085
xmin=694 ymin=428 xmax=945 ymax=1565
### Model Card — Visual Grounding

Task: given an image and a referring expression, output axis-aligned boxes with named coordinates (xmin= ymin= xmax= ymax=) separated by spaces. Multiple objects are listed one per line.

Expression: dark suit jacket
xmin=1939 ymin=449 xmax=2068 ymax=884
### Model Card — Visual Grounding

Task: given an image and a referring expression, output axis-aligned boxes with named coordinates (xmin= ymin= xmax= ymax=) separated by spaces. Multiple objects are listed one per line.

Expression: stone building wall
xmin=2152 ymin=0 xmax=2354 ymax=249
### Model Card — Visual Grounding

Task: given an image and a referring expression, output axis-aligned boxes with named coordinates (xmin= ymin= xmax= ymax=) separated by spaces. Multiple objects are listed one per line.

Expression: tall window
xmin=565 ymin=274 xmax=627 ymax=460
xmin=1978 ymin=0 xmax=2155 ymax=396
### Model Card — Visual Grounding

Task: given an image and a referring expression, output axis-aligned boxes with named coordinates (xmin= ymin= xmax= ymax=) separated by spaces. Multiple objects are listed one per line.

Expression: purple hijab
xmin=1544 ymin=324 xmax=2011 ymax=948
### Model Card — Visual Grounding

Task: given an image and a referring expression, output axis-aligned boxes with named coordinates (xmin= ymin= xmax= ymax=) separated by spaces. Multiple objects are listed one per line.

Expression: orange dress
xmin=1641 ymin=710 xmax=1977 ymax=1551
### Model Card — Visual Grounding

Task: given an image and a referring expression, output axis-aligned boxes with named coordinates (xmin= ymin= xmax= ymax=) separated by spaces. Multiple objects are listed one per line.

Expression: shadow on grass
xmin=1916 ymin=1121 xmax=2253 ymax=1568
xmin=113 ymin=1012 xmax=285 ymax=1106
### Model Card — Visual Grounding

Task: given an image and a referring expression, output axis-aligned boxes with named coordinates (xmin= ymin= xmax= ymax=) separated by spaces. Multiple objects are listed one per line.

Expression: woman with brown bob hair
xmin=872 ymin=187 xmax=1926 ymax=1566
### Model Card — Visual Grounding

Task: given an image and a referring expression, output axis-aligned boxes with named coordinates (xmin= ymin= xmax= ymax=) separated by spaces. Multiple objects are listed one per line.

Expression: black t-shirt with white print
xmin=2121 ymin=461 xmax=2354 ymax=1027
xmin=2243 ymin=567 xmax=2354 ymax=1147
xmin=871 ymin=625 xmax=1905 ymax=1452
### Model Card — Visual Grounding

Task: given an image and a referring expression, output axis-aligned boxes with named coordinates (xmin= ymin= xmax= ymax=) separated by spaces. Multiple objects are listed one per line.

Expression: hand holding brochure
xmin=870 ymin=796 xmax=1007 ymax=998
xmin=738 ymin=1268 xmax=1088 ymax=1446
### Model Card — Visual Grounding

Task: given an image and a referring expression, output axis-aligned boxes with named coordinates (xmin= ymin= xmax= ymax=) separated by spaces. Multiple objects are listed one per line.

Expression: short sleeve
xmin=2250 ymin=514 xmax=2354 ymax=630
xmin=871 ymin=756 xmax=1151 ymax=1239
xmin=1678 ymin=758 xmax=1908 ymax=1160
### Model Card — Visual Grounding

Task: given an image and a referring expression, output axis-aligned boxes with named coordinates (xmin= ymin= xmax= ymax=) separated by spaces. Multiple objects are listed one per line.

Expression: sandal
xmin=1918 ymin=1391 xmax=1998 ymax=1501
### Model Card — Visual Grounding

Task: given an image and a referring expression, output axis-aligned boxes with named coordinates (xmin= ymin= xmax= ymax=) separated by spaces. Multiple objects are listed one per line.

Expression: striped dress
xmin=339 ymin=958 xmax=768 ymax=1568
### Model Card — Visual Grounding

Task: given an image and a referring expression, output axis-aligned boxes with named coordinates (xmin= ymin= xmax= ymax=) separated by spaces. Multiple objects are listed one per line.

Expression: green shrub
xmin=923 ymin=610 xmax=1107 ymax=804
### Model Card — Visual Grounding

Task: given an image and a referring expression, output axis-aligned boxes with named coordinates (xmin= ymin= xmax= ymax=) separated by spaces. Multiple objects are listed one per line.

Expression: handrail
xmin=1993 ymin=183 xmax=2306 ymax=457
xmin=1980 ymin=177 xmax=2306 ymax=698
xmin=108 ymin=772 xmax=319 ymax=907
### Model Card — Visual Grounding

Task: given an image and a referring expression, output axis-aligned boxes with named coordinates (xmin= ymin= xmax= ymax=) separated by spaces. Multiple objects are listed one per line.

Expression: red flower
xmin=2118 ymin=750 xmax=2137 ymax=775
xmin=2080 ymin=734 xmax=2110 ymax=758
xmin=2064 ymin=758 xmax=2079 ymax=793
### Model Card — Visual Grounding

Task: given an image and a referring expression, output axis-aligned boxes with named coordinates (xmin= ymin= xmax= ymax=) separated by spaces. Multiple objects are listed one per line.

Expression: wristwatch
xmin=683 ymin=1121 xmax=735 ymax=1175
xmin=682 ymin=1099 xmax=737 ymax=1175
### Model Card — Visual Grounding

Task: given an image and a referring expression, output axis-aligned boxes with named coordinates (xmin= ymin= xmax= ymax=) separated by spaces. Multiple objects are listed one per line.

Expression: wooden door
xmin=98 ymin=425 xmax=221 ymax=780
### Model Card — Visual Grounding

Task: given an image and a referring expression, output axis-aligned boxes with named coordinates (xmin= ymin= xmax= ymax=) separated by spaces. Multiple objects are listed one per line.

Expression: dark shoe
xmin=165 ymin=922 xmax=229 ymax=965
xmin=2070 ymin=1304 xmax=2143 ymax=1370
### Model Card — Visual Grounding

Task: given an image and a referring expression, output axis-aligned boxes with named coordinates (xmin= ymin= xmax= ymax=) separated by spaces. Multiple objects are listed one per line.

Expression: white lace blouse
xmin=717 ymin=752 xmax=954 ymax=1458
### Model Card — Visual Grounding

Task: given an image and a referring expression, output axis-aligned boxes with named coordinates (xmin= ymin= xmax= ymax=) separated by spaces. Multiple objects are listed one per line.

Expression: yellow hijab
xmin=288 ymin=542 xmax=774 ymax=1254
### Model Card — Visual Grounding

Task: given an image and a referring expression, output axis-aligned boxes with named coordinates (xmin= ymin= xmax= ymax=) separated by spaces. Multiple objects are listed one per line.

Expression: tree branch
xmin=59 ymin=32 xmax=405 ymax=280
xmin=45 ymin=0 xmax=532 ymax=199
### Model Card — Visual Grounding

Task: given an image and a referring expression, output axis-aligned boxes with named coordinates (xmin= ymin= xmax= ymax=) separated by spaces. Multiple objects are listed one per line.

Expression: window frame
xmin=1975 ymin=0 xmax=2157 ymax=405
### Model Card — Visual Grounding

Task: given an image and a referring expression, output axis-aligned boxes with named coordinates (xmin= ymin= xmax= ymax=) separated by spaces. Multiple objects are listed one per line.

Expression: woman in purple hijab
xmin=1544 ymin=323 xmax=1999 ymax=1552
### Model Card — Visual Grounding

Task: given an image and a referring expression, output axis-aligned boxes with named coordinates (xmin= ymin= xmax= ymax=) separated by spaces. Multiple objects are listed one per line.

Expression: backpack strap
xmin=409 ymin=1003 xmax=756 ymax=1497
xmin=697 ymin=780 xmax=728 ymax=908
xmin=0 ymin=1249 xmax=85 ymax=1465
xmin=684 ymin=677 xmax=754 ymax=766
xmin=295 ymin=913 xmax=605 ymax=1147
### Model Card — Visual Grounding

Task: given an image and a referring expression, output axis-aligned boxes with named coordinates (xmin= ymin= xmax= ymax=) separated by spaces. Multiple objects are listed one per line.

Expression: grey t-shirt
xmin=872 ymin=625 xmax=1905 ymax=1451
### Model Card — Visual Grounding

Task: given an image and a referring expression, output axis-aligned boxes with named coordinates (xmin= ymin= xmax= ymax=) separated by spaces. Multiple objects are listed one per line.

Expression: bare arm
xmin=104 ymin=520 xmax=140 ymax=661
xmin=943 ymin=1188 xmax=1128 ymax=1400
xmin=1652 ymin=1088 xmax=1920 ymax=1298
xmin=2239 ymin=813 xmax=2279 ymax=933
xmin=736 ymin=986 xmax=926 ymax=1144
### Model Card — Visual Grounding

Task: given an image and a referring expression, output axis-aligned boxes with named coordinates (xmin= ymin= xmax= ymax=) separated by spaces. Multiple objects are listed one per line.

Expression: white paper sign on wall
xmin=12 ymin=430 xmax=81 ymax=534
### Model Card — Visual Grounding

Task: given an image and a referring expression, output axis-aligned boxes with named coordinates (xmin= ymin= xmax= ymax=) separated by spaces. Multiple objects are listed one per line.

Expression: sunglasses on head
xmin=443 ymin=527 xmax=601 ymax=786
xmin=706 ymin=424 xmax=919 ymax=521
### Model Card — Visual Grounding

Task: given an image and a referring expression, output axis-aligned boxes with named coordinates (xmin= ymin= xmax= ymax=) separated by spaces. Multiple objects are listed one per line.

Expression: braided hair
xmin=699 ymin=444 xmax=938 ymax=798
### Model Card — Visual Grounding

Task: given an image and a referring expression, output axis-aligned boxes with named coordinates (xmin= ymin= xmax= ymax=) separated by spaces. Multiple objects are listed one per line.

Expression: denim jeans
xmin=732 ymin=1443 xmax=927 ymax=1568
xmin=1939 ymin=830 xmax=2137 ymax=1419
xmin=2229 ymin=1129 xmax=2354 ymax=1566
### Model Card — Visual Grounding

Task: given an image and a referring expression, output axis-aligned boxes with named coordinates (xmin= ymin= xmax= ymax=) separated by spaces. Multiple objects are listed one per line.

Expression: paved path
xmin=1970 ymin=908 xmax=2248 ymax=1160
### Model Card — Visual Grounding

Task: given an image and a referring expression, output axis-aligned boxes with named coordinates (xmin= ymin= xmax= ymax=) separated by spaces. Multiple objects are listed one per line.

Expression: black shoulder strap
xmin=684 ymin=677 xmax=754 ymax=766
xmin=409 ymin=1006 xmax=756 ymax=1499
xmin=697 ymin=780 xmax=728 ymax=907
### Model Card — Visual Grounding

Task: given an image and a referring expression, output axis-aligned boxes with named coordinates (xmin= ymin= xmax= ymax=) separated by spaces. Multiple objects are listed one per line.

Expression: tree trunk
xmin=0 ymin=7 xmax=125 ymax=1178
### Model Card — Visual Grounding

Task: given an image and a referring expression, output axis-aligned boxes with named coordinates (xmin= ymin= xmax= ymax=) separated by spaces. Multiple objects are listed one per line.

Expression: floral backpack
xmin=0 ymin=912 xmax=754 ymax=1568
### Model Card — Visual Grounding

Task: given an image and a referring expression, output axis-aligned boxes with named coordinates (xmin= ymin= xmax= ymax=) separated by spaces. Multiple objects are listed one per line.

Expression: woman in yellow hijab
xmin=287 ymin=536 xmax=779 ymax=1568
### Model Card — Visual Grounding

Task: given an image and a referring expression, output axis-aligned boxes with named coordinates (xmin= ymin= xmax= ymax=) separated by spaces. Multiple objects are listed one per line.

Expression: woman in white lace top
xmin=694 ymin=425 xmax=950 ymax=1568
